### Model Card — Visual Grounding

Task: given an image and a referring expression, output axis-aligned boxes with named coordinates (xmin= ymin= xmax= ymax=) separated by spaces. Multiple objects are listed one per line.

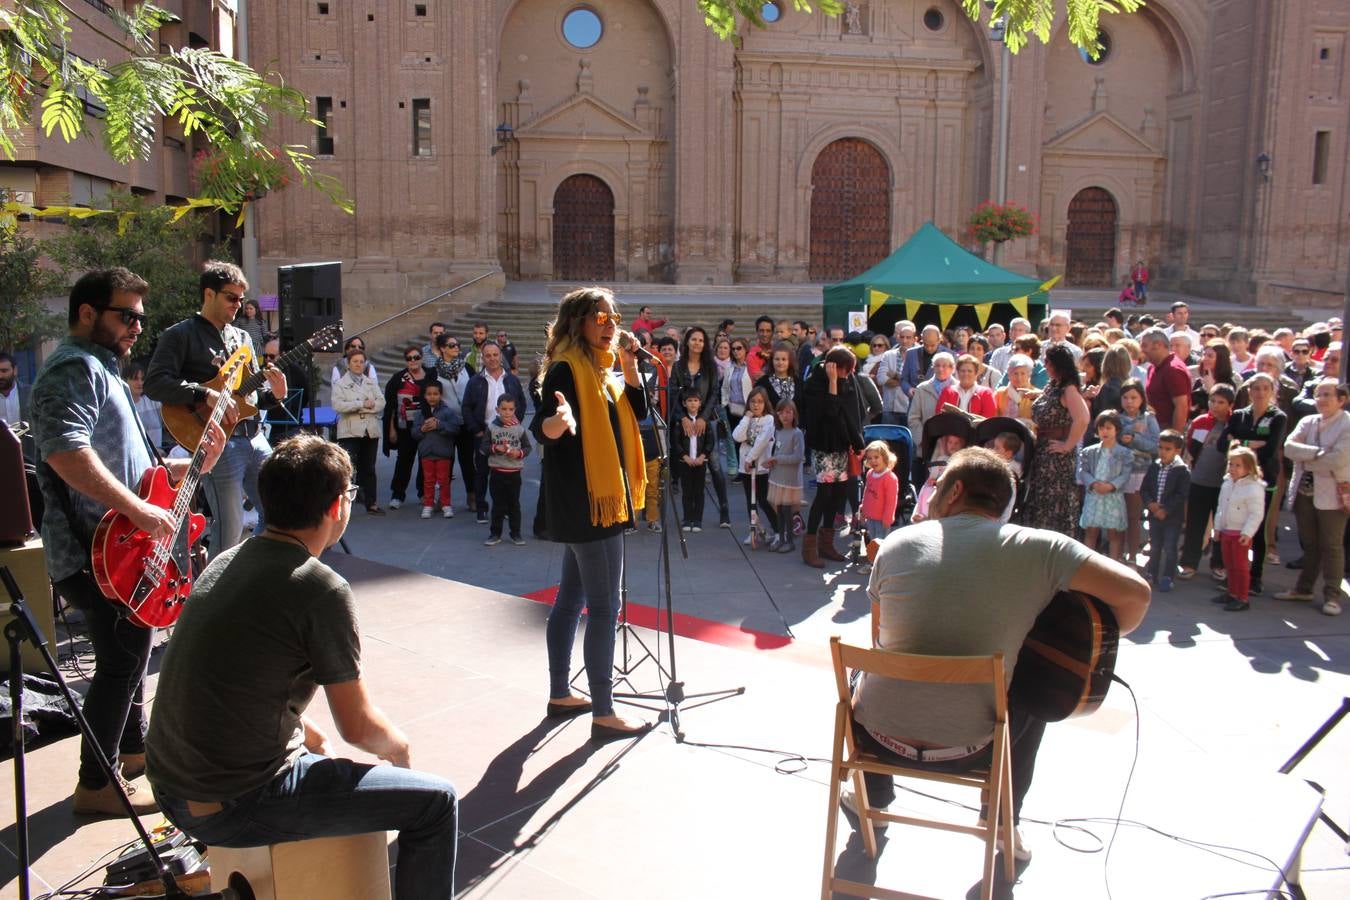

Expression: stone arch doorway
xmin=1065 ymin=187 xmax=1118 ymax=287
xmin=553 ymin=174 xmax=615 ymax=281
xmin=808 ymin=138 xmax=891 ymax=282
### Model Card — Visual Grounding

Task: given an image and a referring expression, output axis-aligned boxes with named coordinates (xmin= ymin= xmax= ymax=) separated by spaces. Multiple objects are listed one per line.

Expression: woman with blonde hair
xmin=531 ymin=286 xmax=652 ymax=740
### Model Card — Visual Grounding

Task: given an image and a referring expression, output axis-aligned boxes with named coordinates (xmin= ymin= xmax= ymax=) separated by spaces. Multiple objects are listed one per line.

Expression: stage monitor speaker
xmin=278 ymin=261 xmax=343 ymax=350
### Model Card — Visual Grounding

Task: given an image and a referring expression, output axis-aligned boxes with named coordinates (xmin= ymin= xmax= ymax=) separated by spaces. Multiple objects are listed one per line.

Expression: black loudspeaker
xmin=278 ymin=261 xmax=343 ymax=349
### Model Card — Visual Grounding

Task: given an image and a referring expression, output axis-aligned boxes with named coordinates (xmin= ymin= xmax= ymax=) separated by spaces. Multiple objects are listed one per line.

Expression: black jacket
xmin=754 ymin=372 xmax=804 ymax=411
xmin=531 ymin=362 xmax=649 ymax=544
xmin=1141 ymin=460 xmax=1190 ymax=520
xmin=463 ymin=370 xmax=529 ymax=436
xmin=800 ymin=366 xmax=866 ymax=455
xmin=1223 ymin=405 xmax=1287 ymax=486
xmin=382 ymin=367 xmax=440 ymax=454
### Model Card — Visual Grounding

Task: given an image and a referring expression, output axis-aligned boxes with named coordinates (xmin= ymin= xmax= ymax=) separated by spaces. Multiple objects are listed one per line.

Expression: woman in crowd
xmin=937 ymin=353 xmax=996 ymax=417
xmin=1192 ymin=339 xmax=1242 ymax=413
xmin=998 ymin=334 xmax=1049 ymax=389
xmin=332 ymin=349 xmax=386 ymax=516
xmin=721 ymin=338 xmax=756 ymax=436
xmin=382 ymin=345 xmax=438 ymax=509
xmin=800 ymin=347 xmax=866 ymax=568
xmin=332 ymin=336 xmax=378 ymax=386
xmin=966 ymin=335 xmax=1001 ymax=387
xmin=907 ymin=351 xmax=956 ymax=449
xmin=671 ymin=325 xmax=732 ymax=527
xmin=1278 ymin=378 xmax=1350 ymax=617
xmin=1224 ymin=372 xmax=1287 ymax=595
xmin=235 ymin=298 xmax=267 ymax=351
xmin=756 ymin=342 xmax=804 ymax=410
xmin=1018 ymin=343 xmax=1090 ymax=535
xmin=713 ymin=335 xmax=733 ymax=383
xmin=994 ymin=354 xmax=1040 ymax=424
xmin=531 ymin=287 xmax=653 ymax=739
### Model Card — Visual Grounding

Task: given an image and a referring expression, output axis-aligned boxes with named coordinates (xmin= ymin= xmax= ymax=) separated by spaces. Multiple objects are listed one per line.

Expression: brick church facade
xmin=249 ymin=0 xmax=1350 ymax=321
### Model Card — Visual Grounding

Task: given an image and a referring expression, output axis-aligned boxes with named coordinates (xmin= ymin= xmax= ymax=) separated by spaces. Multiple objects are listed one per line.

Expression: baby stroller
xmin=861 ymin=423 xmax=917 ymax=528
xmin=915 ymin=412 xmax=1035 ymax=522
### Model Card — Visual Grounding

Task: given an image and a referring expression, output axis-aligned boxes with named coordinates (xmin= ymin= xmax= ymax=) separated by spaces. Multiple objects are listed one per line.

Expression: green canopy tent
xmin=822 ymin=221 xmax=1058 ymax=337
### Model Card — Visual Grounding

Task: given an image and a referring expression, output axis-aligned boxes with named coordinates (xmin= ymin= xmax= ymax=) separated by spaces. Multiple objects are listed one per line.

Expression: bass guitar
xmin=1009 ymin=590 xmax=1119 ymax=721
xmin=161 ymin=322 xmax=343 ymax=449
xmin=90 ymin=349 xmax=248 ymax=628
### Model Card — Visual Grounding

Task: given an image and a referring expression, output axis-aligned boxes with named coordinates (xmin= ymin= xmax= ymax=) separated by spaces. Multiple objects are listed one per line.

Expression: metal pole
xmin=237 ymin=0 xmax=260 ymax=294
xmin=993 ymin=37 xmax=1010 ymax=266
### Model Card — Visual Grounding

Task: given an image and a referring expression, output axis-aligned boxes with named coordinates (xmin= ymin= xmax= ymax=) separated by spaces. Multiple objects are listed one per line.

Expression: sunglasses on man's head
xmin=95 ymin=305 xmax=148 ymax=327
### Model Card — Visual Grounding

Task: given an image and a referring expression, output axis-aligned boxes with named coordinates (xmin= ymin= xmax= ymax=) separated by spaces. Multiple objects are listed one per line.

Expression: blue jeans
xmin=546 ymin=533 xmax=623 ymax=716
xmin=202 ymin=429 xmax=271 ymax=552
xmin=865 ymin=518 xmax=890 ymax=541
xmin=1148 ymin=516 xmax=1181 ymax=581
xmin=56 ymin=572 xmax=152 ymax=789
xmin=158 ymin=752 xmax=457 ymax=900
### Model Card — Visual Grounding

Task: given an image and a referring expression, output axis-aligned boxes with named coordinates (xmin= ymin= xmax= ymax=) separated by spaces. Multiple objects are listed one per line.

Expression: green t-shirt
xmin=146 ymin=537 xmax=361 ymax=802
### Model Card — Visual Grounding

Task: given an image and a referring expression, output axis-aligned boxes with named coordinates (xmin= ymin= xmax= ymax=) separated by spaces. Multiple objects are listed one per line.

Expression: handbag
xmin=847 ymin=449 xmax=864 ymax=478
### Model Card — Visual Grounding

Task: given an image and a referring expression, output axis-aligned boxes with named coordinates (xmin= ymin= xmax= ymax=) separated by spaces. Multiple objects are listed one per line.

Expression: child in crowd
xmin=1179 ymin=384 xmax=1236 ymax=579
xmin=990 ymin=431 xmax=1024 ymax=523
xmin=732 ymin=387 xmax=780 ymax=545
xmin=1131 ymin=258 xmax=1150 ymax=303
xmin=860 ymin=441 xmax=899 ymax=569
xmin=678 ymin=390 xmax=713 ymax=532
xmin=1212 ymin=446 xmax=1266 ymax=611
xmin=1141 ymin=430 xmax=1190 ymax=591
xmin=411 ymin=382 xmax=461 ymax=519
xmin=1078 ymin=410 xmax=1135 ymax=560
xmin=481 ymin=394 xmax=531 ymax=546
xmin=1117 ymin=380 xmax=1160 ymax=564
xmin=1117 ymin=276 xmax=1138 ymax=307
xmin=912 ymin=432 xmax=967 ymax=523
xmin=766 ymin=400 xmax=805 ymax=554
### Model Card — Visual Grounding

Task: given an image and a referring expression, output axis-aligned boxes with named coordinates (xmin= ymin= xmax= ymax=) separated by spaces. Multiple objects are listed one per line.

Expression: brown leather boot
xmin=801 ymin=534 xmax=824 ymax=568
xmin=818 ymin=527 xmax=846 ymax=561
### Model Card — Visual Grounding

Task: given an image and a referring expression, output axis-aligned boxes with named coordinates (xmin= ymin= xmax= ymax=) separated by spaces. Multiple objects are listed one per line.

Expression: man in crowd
xmin=146 ymin=260 xmax=287 ymax=551
xmin=988 ymin=317 xmax=1031 ymax=373
xmin=873 ymin=320 xmax=916 ymax=426
xmin=847 ymin=448 xmax=1149 ymax=855
xmin=631 ymin=305 xmax=666 ymax=335
xmin=462 ymin=342 xmax=528 ymax=524
xmin=1165 ymin=300 xmax=1201 ymax=349
xmin=1045 ymin=310 xmax=1082 ymax=359
xmin=465 ymin=322 xmax=490 ymax=372
xmin=146 ymin=434 xmax=458 ymax=895
xmin=899 ymin=324 xmax=949 ymax=401
xmin=31 ymin=268 xmax=226 ymax=815
xmin=748 ymin=315 xmax=775 ymax=378
xmin=422 ymin=321 xmax=446 ymax=361
xmin=1142 ymin=327 xmax=1192 ymax=433
xmin=261 ymin=335 xmax=310 ymax=444
xmin=1286 ymin=337 xmax=1319 ymax=389
xmin=0 ymin=351 xmax=33 ymax=461
xmin=496 ymin=328 xmax=518 ymax=374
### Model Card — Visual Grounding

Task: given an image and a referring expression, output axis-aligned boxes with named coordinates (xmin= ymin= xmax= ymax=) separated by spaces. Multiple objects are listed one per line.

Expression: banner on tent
xmin=867 ymin=276 xmax=1061 ymax=326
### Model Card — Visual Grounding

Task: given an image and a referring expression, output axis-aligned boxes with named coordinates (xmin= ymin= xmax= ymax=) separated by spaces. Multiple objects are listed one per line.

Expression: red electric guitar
xmin=90 ymin=349 xmax=248 ymax=628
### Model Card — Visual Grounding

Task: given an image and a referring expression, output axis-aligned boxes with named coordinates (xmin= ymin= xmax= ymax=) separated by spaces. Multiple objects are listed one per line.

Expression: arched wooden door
xmin=553 ymin=174 xmax=615 ymax=281
xmin=1065 ymin=187 xmax=1117 ymax=287
xmin=808 ymin=139 xmax=891 ymax=282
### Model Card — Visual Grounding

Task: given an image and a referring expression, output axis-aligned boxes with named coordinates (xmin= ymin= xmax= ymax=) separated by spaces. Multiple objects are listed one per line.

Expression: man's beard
xmin=91 ymin=320 xmax=131 ymax=359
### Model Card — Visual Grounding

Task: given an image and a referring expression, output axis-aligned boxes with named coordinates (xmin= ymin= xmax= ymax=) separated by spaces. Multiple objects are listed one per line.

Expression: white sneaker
xmin=978 ymin=819 xmax=1032 ymax=862
xmin=839 ymin=785 xmax=887 ymax=834
xmin=389 ymin=499 xmax=402 ymax=510
xmin=1323 ymin=598 xmax=1343 ymax=616
xmin=421 ymin=506 xmax=432 ymax=519
xmin=443 ymin=506 xmax=454 ymax=519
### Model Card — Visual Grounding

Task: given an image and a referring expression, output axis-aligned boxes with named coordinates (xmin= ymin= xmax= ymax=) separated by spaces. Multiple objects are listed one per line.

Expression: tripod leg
xmin=7 ymin=623 xmax=31 ymax=900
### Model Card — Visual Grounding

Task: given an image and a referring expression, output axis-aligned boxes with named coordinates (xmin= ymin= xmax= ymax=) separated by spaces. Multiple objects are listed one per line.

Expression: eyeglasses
xmin=1293 ymin=348 xmax=1311 ymax=355
xmin=444 ymin=343 xmax=459 ymax=349
xmin=95 ymin=305 xmax=148 ymax=327
xmin=593 ymin=309 xmax=622 ymax=326
xmin=217 ymin=290 xmax=245 ymax=304
xmin=263 ymin=353 xmax=279 ymax=361
xmin=405 ymin=354 xmax=422 ymax=362
xmin=731 ymin=345 xmax=747 ymax=353
xmin=341 ymin=484 xmax=359 ymax=501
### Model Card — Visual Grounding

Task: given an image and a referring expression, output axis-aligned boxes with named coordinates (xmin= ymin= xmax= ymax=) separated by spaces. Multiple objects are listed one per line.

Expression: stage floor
xmin=4 ymin=553 xmax=1349 ymax=899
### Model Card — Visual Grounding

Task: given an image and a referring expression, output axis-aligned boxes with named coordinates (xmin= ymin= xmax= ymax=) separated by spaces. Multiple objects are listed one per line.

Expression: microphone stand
xmin=607 ymin=355 xmax=744 ymax=741
xmin=1 ymin=567 xmax=232 ymax=899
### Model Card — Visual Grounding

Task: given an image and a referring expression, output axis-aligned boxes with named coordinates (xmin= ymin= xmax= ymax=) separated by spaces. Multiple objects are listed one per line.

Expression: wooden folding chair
xmin=820 ymin=637 xmax=1016 ymax=900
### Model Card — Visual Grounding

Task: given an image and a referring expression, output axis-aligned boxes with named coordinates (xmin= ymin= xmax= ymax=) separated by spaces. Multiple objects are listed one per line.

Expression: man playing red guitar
xmin=30 ymin=269 xmax=225 ymax=816
xmin=145 ymin=260 xmax=286 ymax=552
xmin=845 ymin=448 xmax=1151 ymax=861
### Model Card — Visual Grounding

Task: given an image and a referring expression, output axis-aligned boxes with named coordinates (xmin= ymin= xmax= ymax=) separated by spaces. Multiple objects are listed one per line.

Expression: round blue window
xmin=563 ymin=8 xmax=603 ymax=49
xmin=761 ymin=2 xmax=782 ymax=23
xmin=1078 ymin=29 xmax=1112 ymax=65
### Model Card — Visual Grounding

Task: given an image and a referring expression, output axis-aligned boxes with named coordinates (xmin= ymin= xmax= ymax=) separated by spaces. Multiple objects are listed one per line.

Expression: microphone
xmin=617 ymin=330 xmax=658 ymax=362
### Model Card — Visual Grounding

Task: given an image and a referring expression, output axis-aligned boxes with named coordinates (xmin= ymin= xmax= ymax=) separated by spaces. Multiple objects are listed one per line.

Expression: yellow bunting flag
xmin=938 ymin=304 xmax=959 ymax=330
xmin=973 ymin=303 xmax=994 ymax=328
xmin=905 ymin=299 xmax=922 ymax=322
xmin=1038 ymin=275 xmax=1063 ymax=292
xmin=869 ymin=289 xmax=890 ymax=316
xmin=116 ymin=213 xmax=134 ymax=236
xmin=1009 ymin=295 xmax=1028 ymax=319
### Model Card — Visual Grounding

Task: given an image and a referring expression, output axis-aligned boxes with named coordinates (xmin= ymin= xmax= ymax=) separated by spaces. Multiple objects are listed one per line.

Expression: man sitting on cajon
xmin=145 ymin=434 xmax=458 ymax=898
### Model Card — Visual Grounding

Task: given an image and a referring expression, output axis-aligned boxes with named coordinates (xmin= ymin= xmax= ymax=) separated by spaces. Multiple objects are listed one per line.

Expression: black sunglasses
xmin=406 ymin=354 xmax=422 ymax=362
xmin=95 ymin=305 xmax=148 ymax=327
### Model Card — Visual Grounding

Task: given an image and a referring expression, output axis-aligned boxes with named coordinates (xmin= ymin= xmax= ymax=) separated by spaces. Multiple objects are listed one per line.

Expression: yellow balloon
xmin=852 ymin=341 xmax=871 ymax=360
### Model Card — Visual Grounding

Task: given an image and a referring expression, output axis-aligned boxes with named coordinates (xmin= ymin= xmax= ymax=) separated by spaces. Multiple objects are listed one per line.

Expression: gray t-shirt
xmin=856 ymin=513 xmax=1093 ymax=746
xmin=146 ymin=538 xmax=361 ymax=801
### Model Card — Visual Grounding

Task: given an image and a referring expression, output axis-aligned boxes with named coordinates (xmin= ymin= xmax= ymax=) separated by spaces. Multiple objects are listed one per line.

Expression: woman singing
xmin=531 ymin=287 xmax=653 ymax=741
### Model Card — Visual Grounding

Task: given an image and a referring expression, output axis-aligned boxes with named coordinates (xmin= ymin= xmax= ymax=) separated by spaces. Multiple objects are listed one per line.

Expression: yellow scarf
xmin=557 ymin=340 xmax=647 ymax=527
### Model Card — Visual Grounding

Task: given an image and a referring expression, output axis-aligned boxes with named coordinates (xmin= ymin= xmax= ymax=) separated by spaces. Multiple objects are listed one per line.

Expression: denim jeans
xmin=1147 ymin=517 xmax=1182 ymax=582
xmin=158 ymin=752 xmax=458 ymax=900
xmin=55 ymin=572 xmax=153 ymax=789
xmin=546 ymin=533 xmax=623 ymax=716
xmin=202 ymin=429 xmax=271 ymax=552
xmin=472 ymin=444 xmax=490 ymax=513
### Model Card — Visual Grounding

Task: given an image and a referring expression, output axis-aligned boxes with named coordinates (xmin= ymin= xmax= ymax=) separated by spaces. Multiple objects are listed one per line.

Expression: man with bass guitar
xmin=847 ymin=447 xmax=1151 ymax=861
xmin=30 ymin=269 xmax=225 ymax=816
xmin=145 ymin=260 xmax=287 ymax=551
